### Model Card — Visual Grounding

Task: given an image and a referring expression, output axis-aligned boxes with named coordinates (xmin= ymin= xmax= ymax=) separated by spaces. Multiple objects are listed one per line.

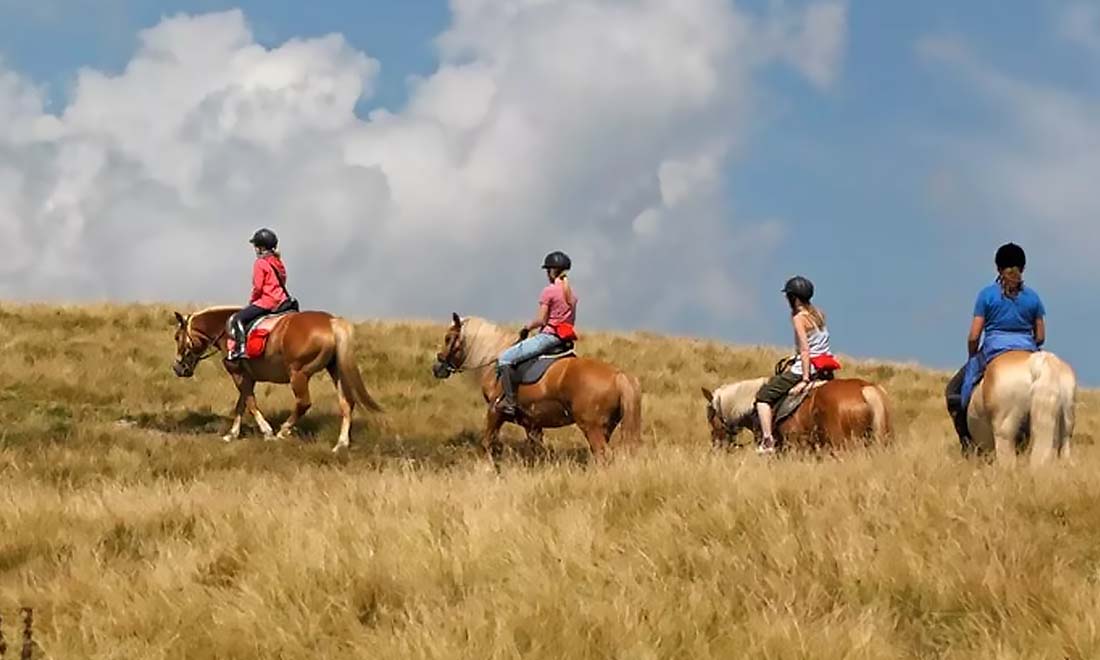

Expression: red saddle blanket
xmin=227 ymin=314 xmax=289 ymax=359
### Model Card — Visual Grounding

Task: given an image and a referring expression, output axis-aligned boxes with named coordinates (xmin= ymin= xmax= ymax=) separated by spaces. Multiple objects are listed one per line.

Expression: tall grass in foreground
xmin=0 ymin=303 xmax=1097 ymax=659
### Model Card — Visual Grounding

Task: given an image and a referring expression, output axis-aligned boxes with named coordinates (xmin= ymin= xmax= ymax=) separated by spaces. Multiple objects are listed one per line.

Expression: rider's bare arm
xmin=525 ymin=303 xmax=550 ymax=332
xmin=1034 ymin=317 xmax=1046 ymax=348
xmin=967 ymin=316 xmax=984 ymax=357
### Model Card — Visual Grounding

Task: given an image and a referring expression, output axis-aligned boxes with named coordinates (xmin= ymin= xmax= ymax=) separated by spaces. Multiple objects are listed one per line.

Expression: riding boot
xmin=496 ymin=365 xmax=519 ymax=417
xmin=947 ymin=396 xmax=972 ymax=454
xmin=228 ymin=318 xmax=247 ymax=361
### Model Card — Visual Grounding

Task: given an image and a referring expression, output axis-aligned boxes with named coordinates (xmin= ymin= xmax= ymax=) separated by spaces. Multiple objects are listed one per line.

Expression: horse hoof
xmin=221 ymin=434 xmax=236 ymax=443
xmin=276 ymin=430 xmax=292 ymax=441
xmin=331 ymin=442 xmax=348 ymax=454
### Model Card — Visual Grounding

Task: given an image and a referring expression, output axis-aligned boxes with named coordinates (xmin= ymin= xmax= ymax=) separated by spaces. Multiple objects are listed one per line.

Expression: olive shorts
xmin=755 ymin=371 xmax=803 ymax=406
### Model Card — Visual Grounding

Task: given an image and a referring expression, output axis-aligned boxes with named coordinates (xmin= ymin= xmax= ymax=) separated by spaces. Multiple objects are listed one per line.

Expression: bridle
xmin=436 ymin=323 xmax=501 ymax=375
xmin=709 ymin=397 xmax=752 ymax=442
xmin=178 ymin=322 xmax=226 ymax=370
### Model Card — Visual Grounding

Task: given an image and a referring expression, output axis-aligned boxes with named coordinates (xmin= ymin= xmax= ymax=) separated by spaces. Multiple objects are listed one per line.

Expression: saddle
xmin=229 ymin=311 xmax=296 ymax=359
xmin=512 ymin=342 xmax=577 ymax=384
xmin=771 ymin=356 xmax=834 ymax=425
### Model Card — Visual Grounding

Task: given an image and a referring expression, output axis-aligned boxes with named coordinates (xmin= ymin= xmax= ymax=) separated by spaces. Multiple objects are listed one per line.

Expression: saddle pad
xmin=226 ymin=312 xmax=295 ymax=359
xmin=515 ymin=351 xmax=576 ymax=384
xmin=774 ymin=380 xmax=827 ymax=424
xmin=247 ymin=312 xmax=293 ymax=335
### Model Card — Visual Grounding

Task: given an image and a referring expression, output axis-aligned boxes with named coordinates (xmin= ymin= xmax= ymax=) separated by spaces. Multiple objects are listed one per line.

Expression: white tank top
xmin=790 ymin=324 xmax=832 ymax=376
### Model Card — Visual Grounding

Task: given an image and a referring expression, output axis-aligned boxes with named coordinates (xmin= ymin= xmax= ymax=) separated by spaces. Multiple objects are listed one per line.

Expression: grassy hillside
xmin=0 ymin=303 xmax=1098 ymax=659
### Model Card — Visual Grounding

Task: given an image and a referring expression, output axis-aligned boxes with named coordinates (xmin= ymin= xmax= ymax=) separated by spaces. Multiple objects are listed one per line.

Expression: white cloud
xmin=918 ymin=32 xmax=1100 ymax=268
xmin=1058 ymin=3 xmax=1100 ymax=52
xmin=0 ymin=2 xmax=846 ymax=334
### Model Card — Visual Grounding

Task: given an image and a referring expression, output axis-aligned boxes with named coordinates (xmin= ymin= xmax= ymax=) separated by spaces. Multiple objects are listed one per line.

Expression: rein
xmin=187 ymin=327 xmax=227 ymax=363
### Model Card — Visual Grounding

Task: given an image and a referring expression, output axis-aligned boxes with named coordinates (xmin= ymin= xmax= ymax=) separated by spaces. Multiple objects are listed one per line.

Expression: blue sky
xmin=0 ymin=0 xmax=1095 ymax=382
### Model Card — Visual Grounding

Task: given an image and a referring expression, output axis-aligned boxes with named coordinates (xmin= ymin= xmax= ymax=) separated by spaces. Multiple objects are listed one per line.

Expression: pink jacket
xmin=250 ymin=255 xmax=288 ymax=310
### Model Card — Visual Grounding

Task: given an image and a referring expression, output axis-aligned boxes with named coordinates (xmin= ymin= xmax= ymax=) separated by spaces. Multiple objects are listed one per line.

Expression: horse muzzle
xmin=431 ymin=360 xmax=452 ymax=379
xmin=172 ymin=361 xmax=195 ymax=378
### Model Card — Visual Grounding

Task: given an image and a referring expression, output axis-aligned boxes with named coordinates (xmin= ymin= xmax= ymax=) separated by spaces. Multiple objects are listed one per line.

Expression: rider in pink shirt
xmin=496 ymin=251 xmax=578 ymax=416
xmin=227 ymin=228 xmax=294 ymax=361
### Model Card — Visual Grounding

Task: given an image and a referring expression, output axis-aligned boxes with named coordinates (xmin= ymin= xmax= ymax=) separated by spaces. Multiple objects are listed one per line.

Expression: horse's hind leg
xmin=277 ymin=370 xmax=312 ymax=440
xmin=329 ymin=367 xmax=354 ymax=452
xmin=580 ymin=423 xmax=610 ymax=463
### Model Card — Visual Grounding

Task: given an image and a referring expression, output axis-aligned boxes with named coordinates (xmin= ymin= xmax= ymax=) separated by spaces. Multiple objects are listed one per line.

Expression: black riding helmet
xmin=542 ymin=251 xmax=572 ymax=271
xmin=995 ymin=242 xmax=1026 ymax=271
xmin=782 ymin=276 xmax=814 ymax=302
xmin=249 ymin=228 xmax=278 ymax=250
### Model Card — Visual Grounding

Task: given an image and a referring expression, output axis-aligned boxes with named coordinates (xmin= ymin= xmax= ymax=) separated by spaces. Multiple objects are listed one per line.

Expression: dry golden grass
xmin=0 ymin=302 xmax=1098 ymax=659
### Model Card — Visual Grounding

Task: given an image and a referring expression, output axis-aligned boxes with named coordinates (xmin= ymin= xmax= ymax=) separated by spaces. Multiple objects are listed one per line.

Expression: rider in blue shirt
xmin=945 ymin=243 xmax=1046 ymax=452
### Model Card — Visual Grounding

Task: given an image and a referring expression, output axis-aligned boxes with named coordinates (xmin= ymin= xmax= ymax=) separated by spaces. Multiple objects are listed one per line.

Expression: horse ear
xmin=451 ymin=312 xmax=461 ymax=327
xmin=701 ymin=387 xmax=714 ymax=403
xmin=174 ymin=312 xmax=186 ymax=327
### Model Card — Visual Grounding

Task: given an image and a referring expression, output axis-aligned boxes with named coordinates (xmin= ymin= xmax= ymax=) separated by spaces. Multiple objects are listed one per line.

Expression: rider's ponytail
xmin=559 ymin=273 xmax=576 ymax=307
xmin=999 ymin=267 xmax=1023 ymax=298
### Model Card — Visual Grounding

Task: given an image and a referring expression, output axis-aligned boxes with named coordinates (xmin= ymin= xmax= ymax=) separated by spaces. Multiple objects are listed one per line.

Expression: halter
xmin=438 ymin=322 xmax=502 ymax=374
xmin=180 ymin=321 xmax=227 ymax=368
xmin=709 ymin=395 xmax=751 ymax=439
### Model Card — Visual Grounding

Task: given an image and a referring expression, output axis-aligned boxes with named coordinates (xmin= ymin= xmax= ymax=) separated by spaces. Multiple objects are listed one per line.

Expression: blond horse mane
xmin=459 ymin=316 xmax=518 ymax=372
xmin=711 ymin=377 xmax=768 ymax=425
xmin=185 ymin=306 xmax=239 ymax=341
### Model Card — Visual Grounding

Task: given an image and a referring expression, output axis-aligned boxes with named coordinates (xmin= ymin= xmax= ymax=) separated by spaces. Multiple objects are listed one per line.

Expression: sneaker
xmin=756 ymin=436 xmax=777 ymax=455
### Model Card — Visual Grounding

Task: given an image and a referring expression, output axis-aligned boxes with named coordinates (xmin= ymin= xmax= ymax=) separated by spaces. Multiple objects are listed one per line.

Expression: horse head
xmin=702 ymin=381 xmax=759 ymax=447
xmin=432 ymin=312 xmax=466 ymax=379
xmin=172 ymin=310 xmax=228 ymax=378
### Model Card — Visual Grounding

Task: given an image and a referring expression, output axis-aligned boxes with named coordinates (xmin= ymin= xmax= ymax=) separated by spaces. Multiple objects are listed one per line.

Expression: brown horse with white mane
xmin=431 ymin=313 xmax=642 ymax=463
xmin=701 ymin=377 xmax=891 ymax=452
xmin=172 ymin=307 xmax=382 ymax=451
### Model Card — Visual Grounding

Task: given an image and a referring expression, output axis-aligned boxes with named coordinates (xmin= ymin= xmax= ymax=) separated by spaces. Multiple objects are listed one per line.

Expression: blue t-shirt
xmin=973 ymin=282 xmax=1045 ymax=334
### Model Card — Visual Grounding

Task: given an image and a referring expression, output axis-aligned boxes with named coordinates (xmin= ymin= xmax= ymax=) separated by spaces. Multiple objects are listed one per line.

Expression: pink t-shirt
xmin=539 ymin=280 xmax=576 ymax=334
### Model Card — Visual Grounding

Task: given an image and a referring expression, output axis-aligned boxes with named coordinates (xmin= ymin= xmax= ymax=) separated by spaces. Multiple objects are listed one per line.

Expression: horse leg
xmin=525 ymin=427 xmax=548 ymax=463
xmin=992 ymin=410 xmax=1023 ymax=468
xmin=482 ymin=409 xmax=505 ymax=467
xmin=329 ymin=367 xmax=354 ymax=453
xmin=241 ymin=379 xmax=275 ymax=440
xmin=277 ymin=369 xmax=312 ymax=440
xmin=223 ymin=379 xmax=247 ymax=442
xmin=580 ymin=423 xmax=610 ymax=463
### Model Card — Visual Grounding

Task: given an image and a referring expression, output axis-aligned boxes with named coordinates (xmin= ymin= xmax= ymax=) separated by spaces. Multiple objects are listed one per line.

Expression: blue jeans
xmin=498 ymin=333 xmax=562 ymax=368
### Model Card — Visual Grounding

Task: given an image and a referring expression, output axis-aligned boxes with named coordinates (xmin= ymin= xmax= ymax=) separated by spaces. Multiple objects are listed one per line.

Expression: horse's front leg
xmin=525 ymin=426 xmax=549 ymax=463
xmin=223 ymin=381 xmax=247 ymax=443
xmin=240 ymin=376 xmax=274 ymax=440
xmin=483 ymin=408 xmax=505 ymax=468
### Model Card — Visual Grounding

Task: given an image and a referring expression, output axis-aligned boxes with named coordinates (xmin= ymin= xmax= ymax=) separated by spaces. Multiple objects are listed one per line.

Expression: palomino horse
xmin=965 ymin=351 xmax=1076 ymax=467
xmin=701 ymin=377 xmax=891 ymax=451
xmin=171 ymin=307 xmax=382 ymax=452
xmin=431 ymin=314 xmax=642 ymax=463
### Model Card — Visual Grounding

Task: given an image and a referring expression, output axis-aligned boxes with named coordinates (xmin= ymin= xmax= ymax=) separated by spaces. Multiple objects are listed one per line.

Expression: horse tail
xmin=615 ymin=372 xmax=643 ymax=446
xmin=1027 ymin=352 xmax=1075 ymax=464
xmin=861 ymin=384 xmax=892 ymax=443
xmin=331 ymin=318 xmax=383 ymax=413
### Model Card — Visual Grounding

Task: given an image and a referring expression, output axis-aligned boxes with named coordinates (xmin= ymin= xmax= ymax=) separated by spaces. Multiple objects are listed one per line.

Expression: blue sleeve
xmin=972 ymin=289 xmax=989 ymax=318
xmin=1032 ymin=291 xmax=1045 ymax=319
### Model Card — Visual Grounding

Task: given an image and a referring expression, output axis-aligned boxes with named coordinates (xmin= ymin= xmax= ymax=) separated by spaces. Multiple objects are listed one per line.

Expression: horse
xmin=171 ymin=306 xmax=382 ymax=452
xmin=701 ymin=377 xmax=891 ymax=452
xmin=964 ymin=350 xmax=1076 ymax=467
xmin=431 ymin=313 xmax=642 ymax=463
